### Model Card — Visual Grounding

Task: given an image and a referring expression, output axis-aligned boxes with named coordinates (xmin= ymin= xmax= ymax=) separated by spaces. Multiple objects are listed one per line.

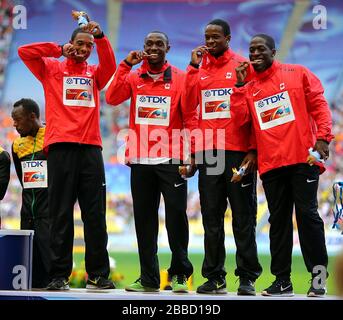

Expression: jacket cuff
xmin=189 ymin=62 xmax=199 ymax=69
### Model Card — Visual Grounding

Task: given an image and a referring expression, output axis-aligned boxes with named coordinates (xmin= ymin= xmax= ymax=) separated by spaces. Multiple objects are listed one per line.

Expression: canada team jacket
xmin=105 ymin=61 xmax=197 ymax=161
xmin=183 ymin=49 xmax=255 ymax=153
xmin=18 ymin=36 xmax=116 ymax=149
xmin=231 ymin=60 xmax=334 ymax=176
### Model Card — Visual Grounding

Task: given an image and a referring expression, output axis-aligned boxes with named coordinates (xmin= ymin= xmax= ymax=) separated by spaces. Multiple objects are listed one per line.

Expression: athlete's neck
xmin=30 ymin=123 xmax=43 ymax=137
xmin=148 ymin=61 xmax=166 ymax=73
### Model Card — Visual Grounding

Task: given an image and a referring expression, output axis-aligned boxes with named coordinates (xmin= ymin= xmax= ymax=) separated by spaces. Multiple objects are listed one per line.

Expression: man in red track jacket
xmin=232 ymin=34 xmax=334 ymax=297
xmin=106 ymin=31 xmax=194 ymax=293
xmin=183 ymin=19 xmax=262 ymax=296
xmin=18 ymin=20 xmax=116 ymax=290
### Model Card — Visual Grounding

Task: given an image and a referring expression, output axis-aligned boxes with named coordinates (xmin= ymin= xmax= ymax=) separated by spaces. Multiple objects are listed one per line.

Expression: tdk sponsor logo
xmin=140 ymin=96 xmax=167 ymax=103
xmin=205 ymin=89 xmax=232 ymax=97
xmin=258 ymin=92 xmax=286 ymax=107
xmin=22 ymin=161 xmax=44 ymax=169
xmin=66 ymin=78 xmax=92 ymax=85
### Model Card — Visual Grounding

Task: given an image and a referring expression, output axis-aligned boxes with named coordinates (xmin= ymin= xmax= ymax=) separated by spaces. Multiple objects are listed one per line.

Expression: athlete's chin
xmin=74 ymin=55 xmax=89 ymax=63
xmin=253 ymin=64 xmax=266 ymax=72
xmin=148 ymin=58 xmax=163 ymax=65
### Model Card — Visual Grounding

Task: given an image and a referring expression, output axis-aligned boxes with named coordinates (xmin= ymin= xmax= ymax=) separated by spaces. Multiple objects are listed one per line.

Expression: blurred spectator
xmin=0 ymin=0 xmax=14 ymax=97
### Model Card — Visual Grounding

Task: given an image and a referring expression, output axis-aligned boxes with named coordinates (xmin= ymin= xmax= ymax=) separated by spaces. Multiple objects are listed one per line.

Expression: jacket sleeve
xmin=178 ymin=70 xmax=198 ymax=155
xmin=11 ymin=145 xmax=23 ymax=189
xmin=17 ymin=42 xmax=62 ymax=82
xmin=248 ymin=123 xmax=257 ymax=151
xmin=231 ymin=86 xmax=252 ymax=125
xmin=231 ymin=86 xmax=256 ymax=150
xmin=105 ymin=60 xmax=133 ymax=106
xmin=0 ymin=150 xmax=10 ymax=200
xmin=302 ymin=67 xmax=334 ymax=143
xmin=94 ymin=36 xmax=117 ymax=90
xmin=181 ymin=65 xmax=201 ymax=154
xmin=181 ymin=64 xmax=200 ymax=132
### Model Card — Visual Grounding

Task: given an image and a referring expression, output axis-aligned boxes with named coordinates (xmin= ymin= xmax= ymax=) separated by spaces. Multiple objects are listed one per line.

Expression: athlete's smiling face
xmin=71 ymin=32 xmax=94 ymax=63
xmin=249 ymin=37 xmax=276 ymax=72
xmin=205 ymin=24 xmax=230 ymax=58
xmin=144 ymin=32 xmax=170 ymax=66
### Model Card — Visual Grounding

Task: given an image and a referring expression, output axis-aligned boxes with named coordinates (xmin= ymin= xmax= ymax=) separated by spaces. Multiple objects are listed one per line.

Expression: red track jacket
xmin=231 ymin=61 xmax=334 ymax=175
xmin=106 ymin=60 xmax=196 ymax=161
xmin=18 ymin=36 xmax=116 ymax=149
xmin=183 ymin=49 xmax=255 ymax=153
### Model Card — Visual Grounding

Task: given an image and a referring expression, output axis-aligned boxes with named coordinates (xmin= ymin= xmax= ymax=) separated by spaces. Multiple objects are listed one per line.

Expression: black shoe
xmin=307 ymin=278 xmax=327 ymax=297
xmin=86 ymin=276 xmax=116 ymax=289
xmin=237 ymin=278 xmax=256 ymax=296
xmin=46 ymin=278 xmax=70 ymax=291
xmin=261 ymin=279 xmax=294 ymax=296
xmin=196 ymin=276 xmax=227 ymax=294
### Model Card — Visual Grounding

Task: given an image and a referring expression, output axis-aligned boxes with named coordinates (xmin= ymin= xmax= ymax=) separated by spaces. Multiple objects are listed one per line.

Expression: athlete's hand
xmin=240 ymin=150 xmax=257 ymax=173
xmin=313 ymin=140 xmax=330 ymax=161
xmin=190 ymin=45 xmax=208 ymax=66
xmin=235 ymin=61 xmax=250 ymax=83
xmin=125 ymin=50 xmax=158 ymax=66
xmin=82 ymin=21 xmax=102 ymax=37
xmin=62 ymin=43 xmax=76 ymax=58
xmin=179 ymin=157 xmax=197 ymax=178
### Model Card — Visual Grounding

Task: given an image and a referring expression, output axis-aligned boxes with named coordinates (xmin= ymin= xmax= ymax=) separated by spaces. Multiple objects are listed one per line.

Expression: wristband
xmin=235 ymin=82 xmax=246 ymax=88
xmin=189 ymin=62 xmax=199 ymax=69
xmin=124 ymin=59 xmax=133 ymax=67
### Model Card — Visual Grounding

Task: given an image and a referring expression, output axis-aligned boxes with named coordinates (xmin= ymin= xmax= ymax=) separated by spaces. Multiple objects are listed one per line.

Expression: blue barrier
xmin=0 ymin=230 xmax=34 ymax=290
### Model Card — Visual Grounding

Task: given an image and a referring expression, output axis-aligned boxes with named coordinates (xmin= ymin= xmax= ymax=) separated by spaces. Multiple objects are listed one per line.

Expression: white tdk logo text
xmin=258 ymin=92 xmax=286 ymax=108
xmin=205 ymin=88 xmax=232 ymax=97
xmin=22 ymin=161 xmax=44 ymax=168
xmin=139 ymin=96 xmax=167 ymax=103
xmin=66 ymin=78 xmax=92 ymax=85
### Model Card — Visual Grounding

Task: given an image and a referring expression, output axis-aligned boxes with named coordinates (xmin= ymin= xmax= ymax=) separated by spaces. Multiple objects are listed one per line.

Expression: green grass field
xmin=73 ymin=252 xmax=339 ymax=295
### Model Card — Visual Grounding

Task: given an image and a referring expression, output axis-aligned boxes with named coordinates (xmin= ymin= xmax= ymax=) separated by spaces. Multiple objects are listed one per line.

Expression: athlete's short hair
xmin=207 ymin=19 xmax=231 ymax=36
xmin=252 ymin=34 xmax=276 ymax=50
xmin=13 ymin=98 xmax=40 ymax=118
xmin=145 ymin=31 xmax=169 ymax=45
xmin=70 ymin=27 xmax=94 ymax=41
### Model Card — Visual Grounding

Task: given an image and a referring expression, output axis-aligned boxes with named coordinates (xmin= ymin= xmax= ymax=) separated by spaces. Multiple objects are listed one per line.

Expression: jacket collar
xmin=140 ymin=61 xmax=172 ymax=82
xmin=201 ymin=49 xmax=234 ymax=70
xmin=64 ymin=58 xmax=88 ymax=72
xmin=253 ymin=60 xmax=280 ymax=81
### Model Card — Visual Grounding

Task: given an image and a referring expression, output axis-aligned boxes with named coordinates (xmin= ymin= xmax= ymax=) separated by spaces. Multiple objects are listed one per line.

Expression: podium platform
xmin=0 ymin=289 xmax=341 ymax=300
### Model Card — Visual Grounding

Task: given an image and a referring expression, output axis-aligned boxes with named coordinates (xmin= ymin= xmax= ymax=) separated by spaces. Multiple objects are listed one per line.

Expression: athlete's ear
xmin=30 ymin=111 xmax=36 ymax=121
xmin=271 ymin=49 xmax=276 ymax=57
xmin=166 ymin=45 xmax=170 ymax=53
